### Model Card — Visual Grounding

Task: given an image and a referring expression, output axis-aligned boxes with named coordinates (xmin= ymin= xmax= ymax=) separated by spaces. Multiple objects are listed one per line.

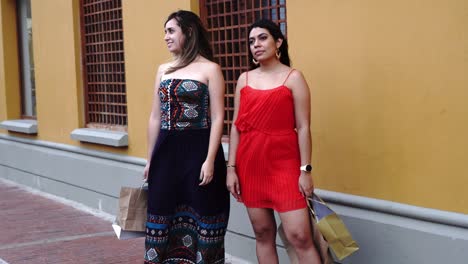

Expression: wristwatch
xmin=300 ymin=164 xmax=312 ymax=172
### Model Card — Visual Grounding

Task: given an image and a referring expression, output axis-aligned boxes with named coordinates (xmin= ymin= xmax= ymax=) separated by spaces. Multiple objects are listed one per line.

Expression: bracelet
xmin=226 ymin=164 xmax=236 ymax=168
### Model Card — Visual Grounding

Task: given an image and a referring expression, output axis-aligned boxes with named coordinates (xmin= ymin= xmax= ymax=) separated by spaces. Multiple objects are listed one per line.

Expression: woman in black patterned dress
xmin=143 ymin=10 xmax=229 ymax=264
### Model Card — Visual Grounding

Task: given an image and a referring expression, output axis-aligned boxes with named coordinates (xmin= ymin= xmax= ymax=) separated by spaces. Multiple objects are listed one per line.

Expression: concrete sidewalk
xmin=0 ymin=180 xmax=249 ymax=264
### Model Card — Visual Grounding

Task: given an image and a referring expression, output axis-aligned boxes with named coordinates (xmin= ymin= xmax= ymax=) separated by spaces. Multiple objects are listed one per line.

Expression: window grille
xmin=200 ymin=0 xmax=287 ymax=135
xmin=80 ymin=0 xmax=127 ymax=130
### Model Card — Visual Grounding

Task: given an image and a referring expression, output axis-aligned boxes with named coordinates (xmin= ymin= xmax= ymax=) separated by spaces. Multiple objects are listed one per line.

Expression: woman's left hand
xmin=199 ymin=160 xmax=214 ymax=186
xmin=299 ymin=172 xmax=314 ymax=197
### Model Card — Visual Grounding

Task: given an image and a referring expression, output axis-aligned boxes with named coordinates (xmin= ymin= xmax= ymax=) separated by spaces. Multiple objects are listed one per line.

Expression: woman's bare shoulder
xmin=197 ymin=58 xmax=221 ymax=72
xmin=237 ymin=71 xmax=247 ymax=83
xmin=287 ymin=69 xmax=308 ymax=84
xmin=289 ymin=68 xmax=305 ymax=78
xmin=157 ymin=62 xmax=173 ymax=75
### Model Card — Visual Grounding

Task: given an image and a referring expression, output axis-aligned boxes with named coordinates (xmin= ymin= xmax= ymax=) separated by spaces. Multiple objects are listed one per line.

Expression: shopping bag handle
xmin=306 ymin=194 xmax=328 ymax=219
xmin=306 ymin=196 xmax=317 ymax=219
xmin=133 ymin=182 xmax=148 ymax=205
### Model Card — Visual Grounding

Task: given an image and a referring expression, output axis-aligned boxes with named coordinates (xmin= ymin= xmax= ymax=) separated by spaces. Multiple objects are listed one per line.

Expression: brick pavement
xmin=0 ymin=182 xmax=143 ymax=264
xmin=0 ymin=180 xmax=248 ymax=264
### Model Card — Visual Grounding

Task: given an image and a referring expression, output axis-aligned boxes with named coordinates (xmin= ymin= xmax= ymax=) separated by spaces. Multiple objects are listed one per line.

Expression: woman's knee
xmin=252 ymin=224 xmax=277 ymax=242
xmin=286 ymin=229 xmax=313 ymax=249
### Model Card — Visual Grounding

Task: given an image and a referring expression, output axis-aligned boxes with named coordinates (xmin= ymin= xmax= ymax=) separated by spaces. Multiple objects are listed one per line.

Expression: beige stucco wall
xmin=288 ymin=0 xmax=468 ymax=213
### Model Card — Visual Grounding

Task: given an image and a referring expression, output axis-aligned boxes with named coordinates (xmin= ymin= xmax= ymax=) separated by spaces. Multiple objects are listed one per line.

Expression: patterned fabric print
xmin=145 ymin=214 xmax=171 ymax=263
xmin=145 ymin=205 xmax=228 ymax=264
xmin=159 ymin=79 xmax=210 ymax=130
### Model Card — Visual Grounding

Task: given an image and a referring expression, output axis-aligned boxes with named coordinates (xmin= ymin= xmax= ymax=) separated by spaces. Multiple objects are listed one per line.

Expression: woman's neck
xmin=258 ymin=58 xmax=284 ymax=73
xmin=172 ymin=53 xmax=182 ymax=62
xmin=172 ymin=53 xmax=201 ymax=64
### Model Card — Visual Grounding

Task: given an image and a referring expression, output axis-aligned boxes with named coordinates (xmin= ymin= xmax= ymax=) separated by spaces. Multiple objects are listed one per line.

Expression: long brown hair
xmin=164 ymin=10 xmax=213 ymax=74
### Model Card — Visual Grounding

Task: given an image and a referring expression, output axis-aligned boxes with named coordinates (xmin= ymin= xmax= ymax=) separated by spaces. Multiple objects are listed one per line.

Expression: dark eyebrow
xmin=249 ymin=32 xmax=268 ymax=40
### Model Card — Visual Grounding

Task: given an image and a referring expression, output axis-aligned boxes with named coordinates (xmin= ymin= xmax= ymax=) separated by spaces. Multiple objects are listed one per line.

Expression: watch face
xmin=305 ymin=165 xmax=312 ymax=172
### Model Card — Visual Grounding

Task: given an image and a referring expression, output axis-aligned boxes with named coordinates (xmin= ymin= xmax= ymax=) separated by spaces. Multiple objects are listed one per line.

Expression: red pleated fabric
xmin=235 ymin=83 xmax=307 ymax=212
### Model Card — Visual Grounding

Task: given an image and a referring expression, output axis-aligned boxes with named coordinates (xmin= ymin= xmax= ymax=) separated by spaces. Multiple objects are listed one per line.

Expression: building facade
xmin=1 ymin=0 xmax=468 ymax=263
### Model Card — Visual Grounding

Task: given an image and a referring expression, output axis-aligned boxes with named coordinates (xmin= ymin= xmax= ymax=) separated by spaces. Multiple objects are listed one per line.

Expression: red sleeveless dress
xmin=234 ymin=70 xmax=307 ymax=212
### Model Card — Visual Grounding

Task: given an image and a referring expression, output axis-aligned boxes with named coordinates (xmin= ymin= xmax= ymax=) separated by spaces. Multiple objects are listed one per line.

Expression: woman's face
xmin=248 ymin=27 xmax=282 ymax=62
xmin=164 ymin=18 xmax=185 ymax=54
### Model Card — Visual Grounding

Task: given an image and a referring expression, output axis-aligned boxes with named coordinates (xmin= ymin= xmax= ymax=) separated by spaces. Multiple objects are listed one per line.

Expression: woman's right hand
xmin=226 ymin=169 xmax=241 ymax=201
xmin=143 ymin=163 xmax=150 ymax=182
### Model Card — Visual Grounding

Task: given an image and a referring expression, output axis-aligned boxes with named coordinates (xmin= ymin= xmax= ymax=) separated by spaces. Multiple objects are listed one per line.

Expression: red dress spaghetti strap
xmin=234 ymin=70 xmax=307 ymax=212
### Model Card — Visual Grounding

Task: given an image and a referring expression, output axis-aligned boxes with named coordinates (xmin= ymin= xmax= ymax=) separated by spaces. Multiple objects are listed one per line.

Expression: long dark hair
xmin=247 ymin=19 xmax=291 ymax=69
xmin=164 ymin=10 xmax=214 ymax=74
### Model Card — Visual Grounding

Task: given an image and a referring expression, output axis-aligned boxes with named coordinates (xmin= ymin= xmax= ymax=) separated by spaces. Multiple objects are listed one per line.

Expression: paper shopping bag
xmin=113 ymin=185 xmax=147 ymax=239
xmin=308 ymin=194 xmax=359 ymax=260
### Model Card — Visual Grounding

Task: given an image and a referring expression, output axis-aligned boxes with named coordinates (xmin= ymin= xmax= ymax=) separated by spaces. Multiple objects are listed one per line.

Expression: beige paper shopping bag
xmin=116 ymin=185 xmax=147 ymax=232
xmin=310 ymin=194 xmax=359 ymax=260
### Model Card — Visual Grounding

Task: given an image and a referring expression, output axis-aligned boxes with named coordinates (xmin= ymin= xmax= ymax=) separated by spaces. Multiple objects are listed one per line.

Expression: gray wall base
xmin=0 ymin=137 xmax=142 ymax=216
xmin=1 ymin=136 xmax=468 ymax=264
xmin=332 ymin=204 xmax=468 ymax=264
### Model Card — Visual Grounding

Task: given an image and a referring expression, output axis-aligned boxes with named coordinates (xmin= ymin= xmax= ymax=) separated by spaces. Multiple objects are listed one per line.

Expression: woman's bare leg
xmin=246 ymin=207 xmax=279 ymax=264
xmin=279 ymin=208 xmax=321 ymax=264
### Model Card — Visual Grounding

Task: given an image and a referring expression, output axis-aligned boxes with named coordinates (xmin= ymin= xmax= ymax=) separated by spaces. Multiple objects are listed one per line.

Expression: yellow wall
xmin=0 ymin=0 xmax=21 ymax=129
xmin=24 ymin=0 xmax=197 ymax=155
xmin=3 ymin=0 xmax=467 ymax=214
xmin=288 ymin=0 xmax=468 ymax=214
xmin=122 ymin=0 xmax=198 ymax=157
xmin=30 ymin=0 xmax=83 ymax=143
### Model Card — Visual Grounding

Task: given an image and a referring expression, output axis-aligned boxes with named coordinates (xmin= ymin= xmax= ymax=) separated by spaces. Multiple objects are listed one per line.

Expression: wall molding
xmin=316 ymin=189 xmax=468 ymax=229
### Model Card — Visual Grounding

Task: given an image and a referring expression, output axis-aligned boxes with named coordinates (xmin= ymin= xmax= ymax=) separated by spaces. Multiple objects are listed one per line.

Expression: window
xmin=200 ymin=0 xmax=287 ymax=135
xmin=80 ymin=0 xmax=127 ymax=131
xmin=17 ymin=0 xmax=36 ymax=118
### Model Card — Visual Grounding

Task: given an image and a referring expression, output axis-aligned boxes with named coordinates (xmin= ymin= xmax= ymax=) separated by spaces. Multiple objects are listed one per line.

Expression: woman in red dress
xmin=227 ymin=19 xmax=321 ymax=263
